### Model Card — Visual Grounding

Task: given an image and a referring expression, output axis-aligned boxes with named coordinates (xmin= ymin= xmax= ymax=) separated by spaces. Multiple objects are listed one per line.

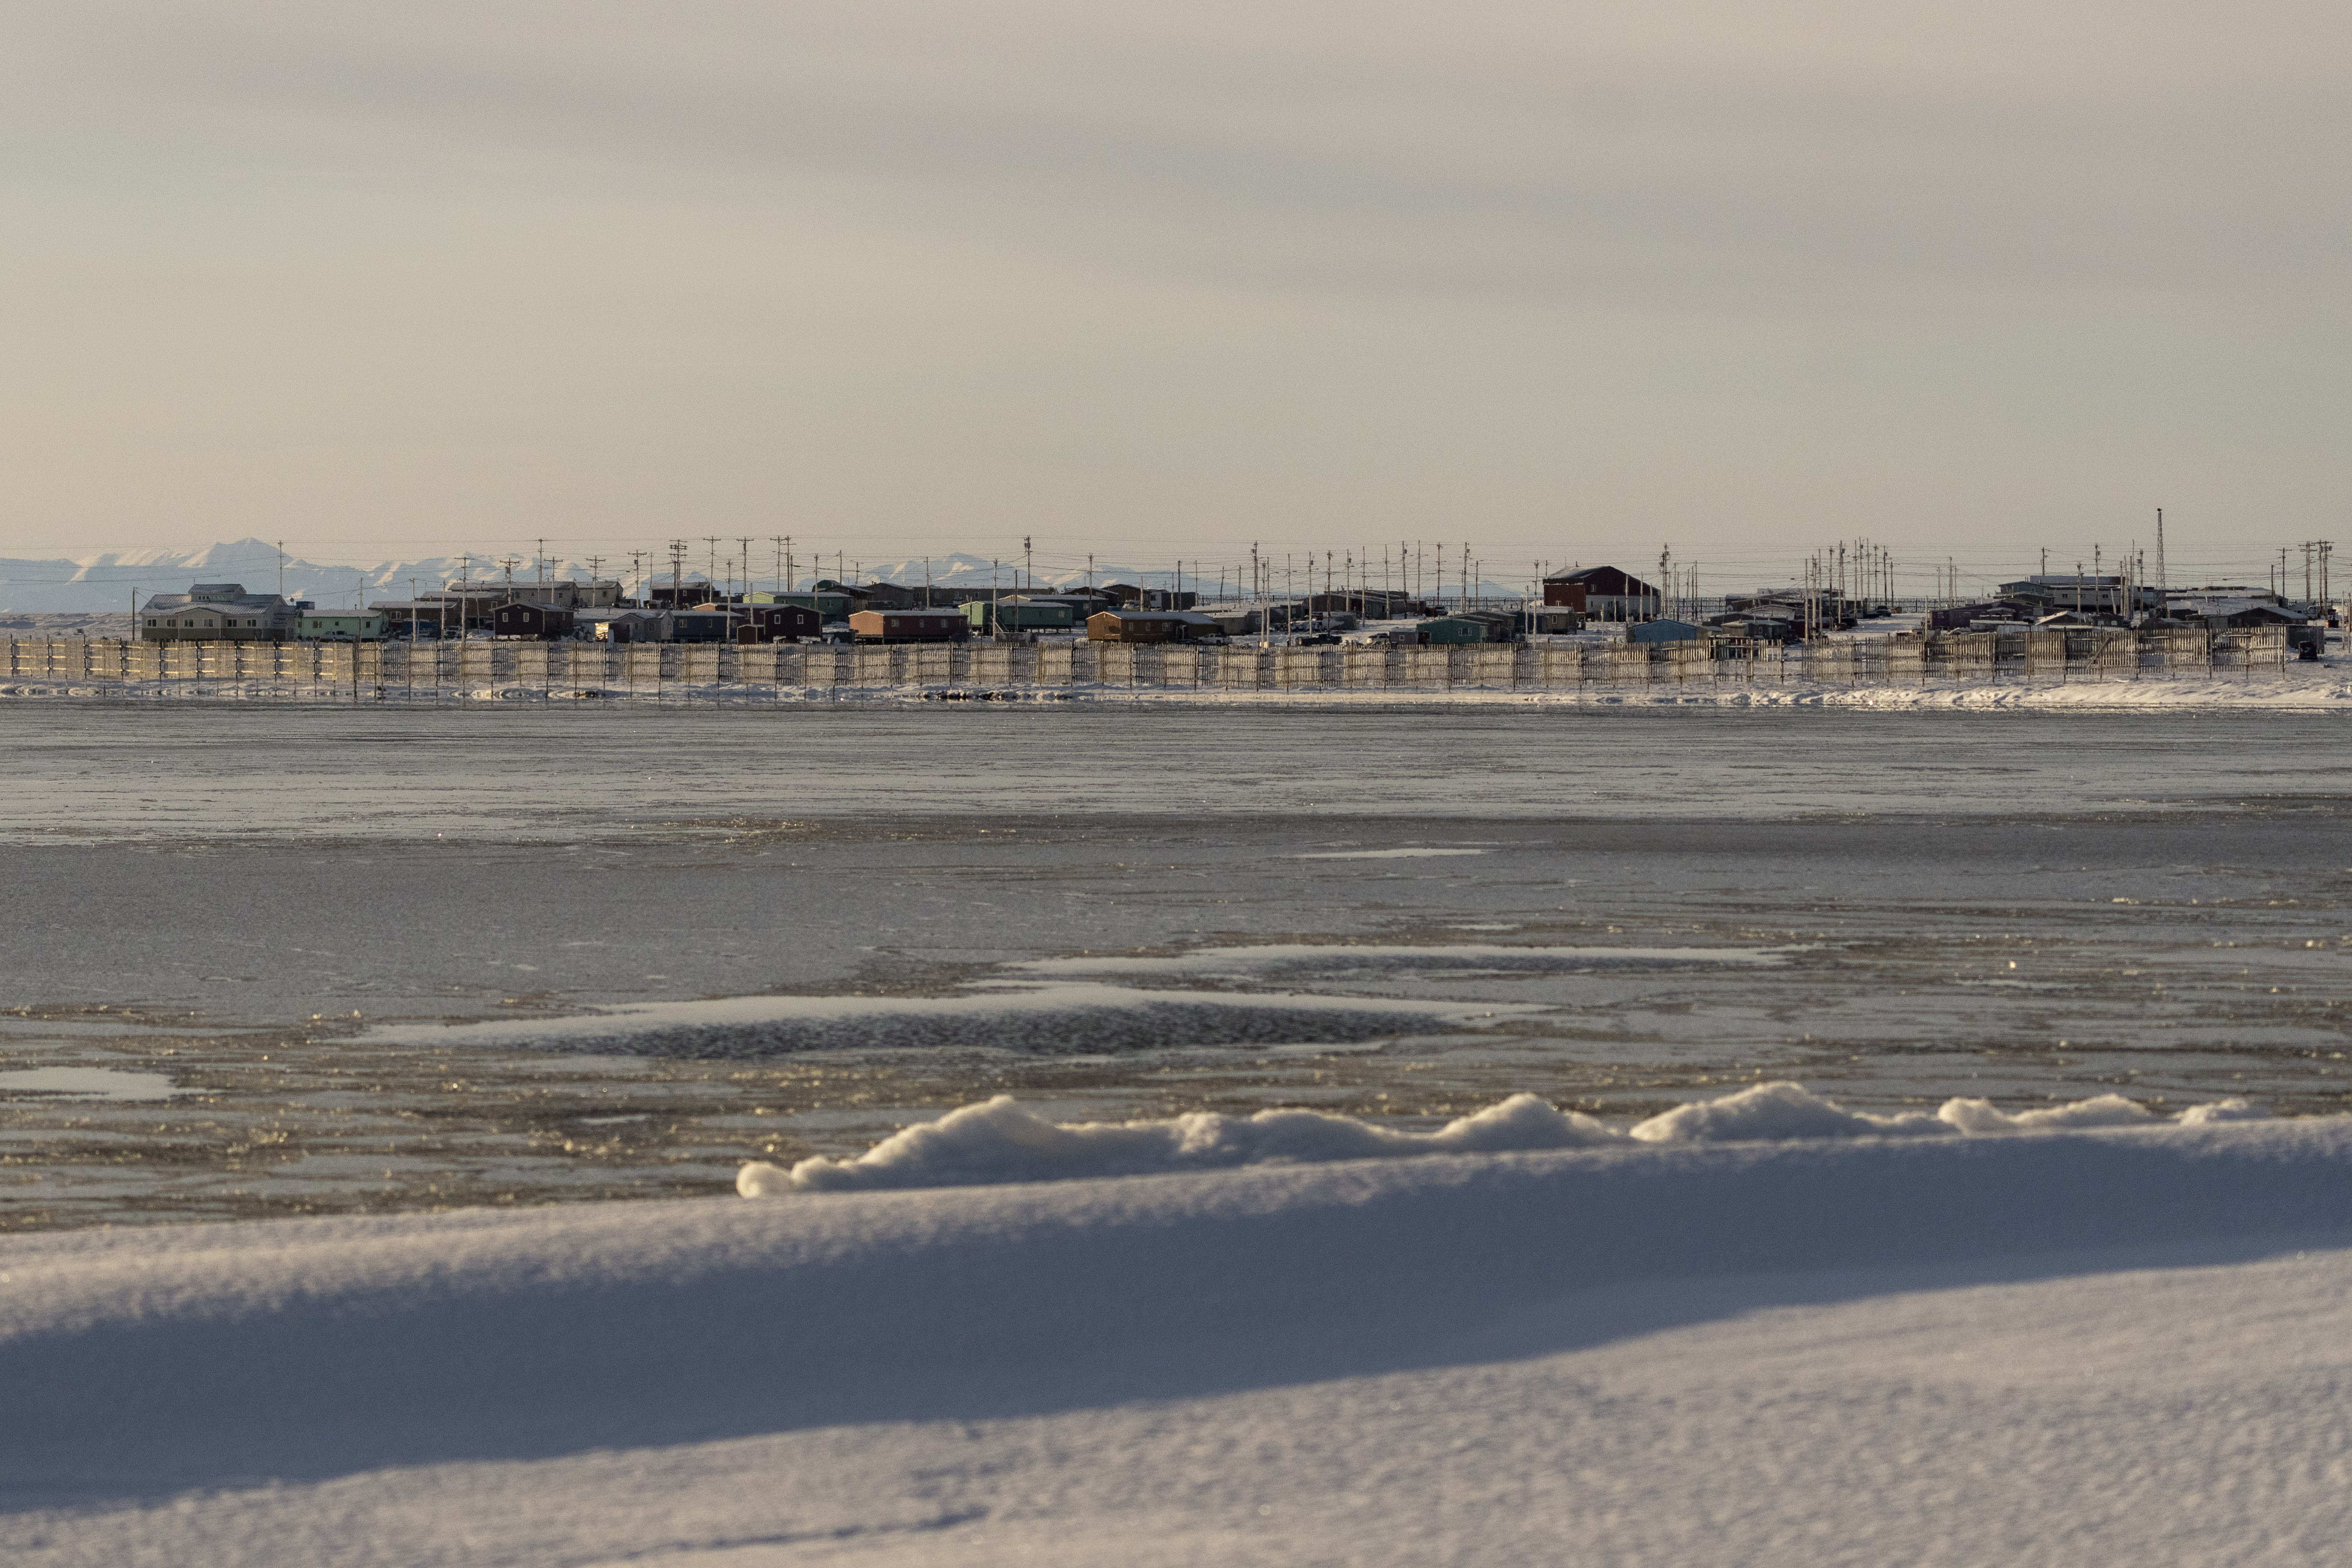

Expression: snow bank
xmin=744 ymin=1092 xmax=1618 ymax=1194
xmin=746 ymin=1082 xmax=2271 ymax=1192
xmin=1627 ymin=1080 xmax=1954 ymax=1141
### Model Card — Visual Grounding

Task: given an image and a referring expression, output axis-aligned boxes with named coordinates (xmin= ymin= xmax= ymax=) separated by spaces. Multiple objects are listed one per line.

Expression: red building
xmin=1542 ymin=566 xmax=1660 ymax=621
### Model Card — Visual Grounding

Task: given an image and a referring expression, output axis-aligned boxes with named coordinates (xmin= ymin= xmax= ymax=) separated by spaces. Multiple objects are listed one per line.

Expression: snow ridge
xmin=743 ymin=1082 xmax=2267 ymax=1194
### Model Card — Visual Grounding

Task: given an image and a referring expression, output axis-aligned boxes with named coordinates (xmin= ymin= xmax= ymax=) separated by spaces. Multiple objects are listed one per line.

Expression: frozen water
xmin=2 ymin=701 xmax=2349 ymax=1228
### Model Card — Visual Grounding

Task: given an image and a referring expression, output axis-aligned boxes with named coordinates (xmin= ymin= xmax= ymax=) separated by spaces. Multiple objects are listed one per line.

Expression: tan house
xmin=140 ymin=584 xmax=298 ymax=643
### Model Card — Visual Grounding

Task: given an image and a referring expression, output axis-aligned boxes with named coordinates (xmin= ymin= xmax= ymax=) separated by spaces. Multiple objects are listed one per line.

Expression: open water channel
xmin=3 ymin=702 xmax=2349 ymax=1227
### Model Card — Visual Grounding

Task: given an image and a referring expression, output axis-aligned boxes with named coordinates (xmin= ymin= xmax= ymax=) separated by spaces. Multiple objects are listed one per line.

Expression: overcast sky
xmin=3 ymin=2 xmax=2346 ymax=588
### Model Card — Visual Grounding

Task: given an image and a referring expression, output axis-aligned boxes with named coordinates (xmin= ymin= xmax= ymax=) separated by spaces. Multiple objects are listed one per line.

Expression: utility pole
xmin=1251 ymin=542 xmax=1262 ymax=646
xmin=2155 ymin=508 xmax=2167 ymax=597
xmin=702 ymin=537 xmax=721 ymax=605
xmin=536 ymin=538 xmax=547 ymax=592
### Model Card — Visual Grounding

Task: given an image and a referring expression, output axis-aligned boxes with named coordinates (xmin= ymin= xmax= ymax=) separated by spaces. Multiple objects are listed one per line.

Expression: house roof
xmin=1091 ymin=609 xmax=1216 ymax=624
xmin=1542 ymin=566 xmax=1659 ymax=595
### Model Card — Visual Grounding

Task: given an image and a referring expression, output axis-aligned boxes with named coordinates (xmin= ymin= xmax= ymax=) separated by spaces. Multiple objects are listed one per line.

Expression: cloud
xmin=14 ymin=2 xmax=2350 ymax=304
xmin=0 ymin=2 xmax=2346 ymax=562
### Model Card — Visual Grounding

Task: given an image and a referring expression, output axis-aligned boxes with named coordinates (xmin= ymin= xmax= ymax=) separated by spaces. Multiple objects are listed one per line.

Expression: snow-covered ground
xmin=7 ymin=1087 xmax=2349 ymax=1566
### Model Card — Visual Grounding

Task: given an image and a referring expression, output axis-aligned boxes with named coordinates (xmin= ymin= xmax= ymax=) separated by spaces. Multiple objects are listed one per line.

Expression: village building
xmin=963 ymin=597 xmax=1078 ymax=632
xmin=139 ymin=584 xmax=299 ymax=643
xmin=295 ymin=610 xmax=388 ymax=641
xmin=490 ymin=603 xmax=574 ymax=639
xmin=849 ymin=608 xmax=969 ymax=643
xmin=741 ymin=605 xmax=823 ymax=641
xmin=581 ymin=609 xmax=668 ymax=643
xmin=1085 ymin=609 xmax=1219 ymax=643
xmin=1542 ymin=566 xmax=1661 ymax=621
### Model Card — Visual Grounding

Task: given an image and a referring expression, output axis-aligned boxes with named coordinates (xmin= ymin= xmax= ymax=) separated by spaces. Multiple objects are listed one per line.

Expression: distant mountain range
xmin=0 ymin=539 xmax=1519 ymax=612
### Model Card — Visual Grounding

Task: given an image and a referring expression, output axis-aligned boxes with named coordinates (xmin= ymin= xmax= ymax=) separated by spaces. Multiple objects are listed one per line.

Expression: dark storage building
xmin=491 ymin=602 xmax=575 ymax=639
xmin=741 ymin=604 xmax=823 ymax=641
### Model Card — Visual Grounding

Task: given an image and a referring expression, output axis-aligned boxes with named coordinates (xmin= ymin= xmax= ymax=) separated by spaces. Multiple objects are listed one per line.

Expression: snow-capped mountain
xmin=0 ymin=539 xmax=1526 ymax=612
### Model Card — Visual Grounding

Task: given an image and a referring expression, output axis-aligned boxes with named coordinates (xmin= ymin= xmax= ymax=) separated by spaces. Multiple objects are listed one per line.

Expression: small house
xmin=296 ymin=610 xmax=388 ymax=641
xmin=1419 ymin=616 xmax=1495 ymax=646
xmin=742 ymin=604 xmax=823 ymax=641
xmin=849 ymin=608 xmax=969 ymax=643
xmin=963 ymin=598 xmax=1077 ymax=632
xmin=490 ymin=603 xmax=573 ymax=640
xmin=592 ymin=610 xmax=669 ymax=643
xmin=1086 ymin=609 xmax=1216 ymax=643
xmin=1628 ymin=618 xmax=1702 ymax=645
xmin=669 ymin=608 xmax=738 ymax=643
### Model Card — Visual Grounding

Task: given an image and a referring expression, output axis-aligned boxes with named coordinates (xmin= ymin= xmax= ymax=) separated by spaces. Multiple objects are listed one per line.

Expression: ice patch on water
xmin=1289 ymin=847 xmax=1490 ymax=860
xmin=0 ymin=1066 xmax=181 ymax=1101
xmin=1009 ymin=943 xmax=1788 ymax=977
xmin=741 ymin=1092 xmax=1618 ymax=1193
xmin=358 ymin=982 xmax=1534 ymax=1059
xmin=744 ymin=1083 xmax=2283 ymax=1193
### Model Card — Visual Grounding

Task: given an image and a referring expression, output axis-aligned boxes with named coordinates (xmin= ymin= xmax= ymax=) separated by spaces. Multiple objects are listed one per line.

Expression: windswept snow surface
xmin=7 ymin=1095 xmax=2350 ymax=1566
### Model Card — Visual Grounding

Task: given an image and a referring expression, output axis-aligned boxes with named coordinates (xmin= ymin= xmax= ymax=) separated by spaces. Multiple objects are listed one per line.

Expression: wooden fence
xmin=0 ymin=627 xmax=2293 ymax=698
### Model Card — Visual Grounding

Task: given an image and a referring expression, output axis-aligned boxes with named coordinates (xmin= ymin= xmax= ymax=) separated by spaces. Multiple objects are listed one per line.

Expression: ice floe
xmin=358 ymin=981 xmax=1535 ymax=1058
xmin=1005 ymin=942 xmax=1790 ymax=976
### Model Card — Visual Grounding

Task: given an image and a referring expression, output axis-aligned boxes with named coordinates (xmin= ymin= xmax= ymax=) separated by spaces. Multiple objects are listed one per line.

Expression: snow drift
xmin=744 ymin=1083 xmax=2268 ymax=1193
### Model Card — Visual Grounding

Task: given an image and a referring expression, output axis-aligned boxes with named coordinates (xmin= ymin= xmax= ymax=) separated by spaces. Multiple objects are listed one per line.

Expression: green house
xmin=1420 ymin=616 xmax=1494 ymax=646
xmin=961 ymin=599 xmax=1076 ymax=631
xmin=747 ymin=584 xmax=857 ymax=620
xmin=296 ymin=611 xmax=387 ymax=641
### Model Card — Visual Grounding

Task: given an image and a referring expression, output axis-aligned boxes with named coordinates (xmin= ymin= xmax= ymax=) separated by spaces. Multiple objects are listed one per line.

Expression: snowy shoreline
xmin=7 ymin=674 xmax=2352 ymax=711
